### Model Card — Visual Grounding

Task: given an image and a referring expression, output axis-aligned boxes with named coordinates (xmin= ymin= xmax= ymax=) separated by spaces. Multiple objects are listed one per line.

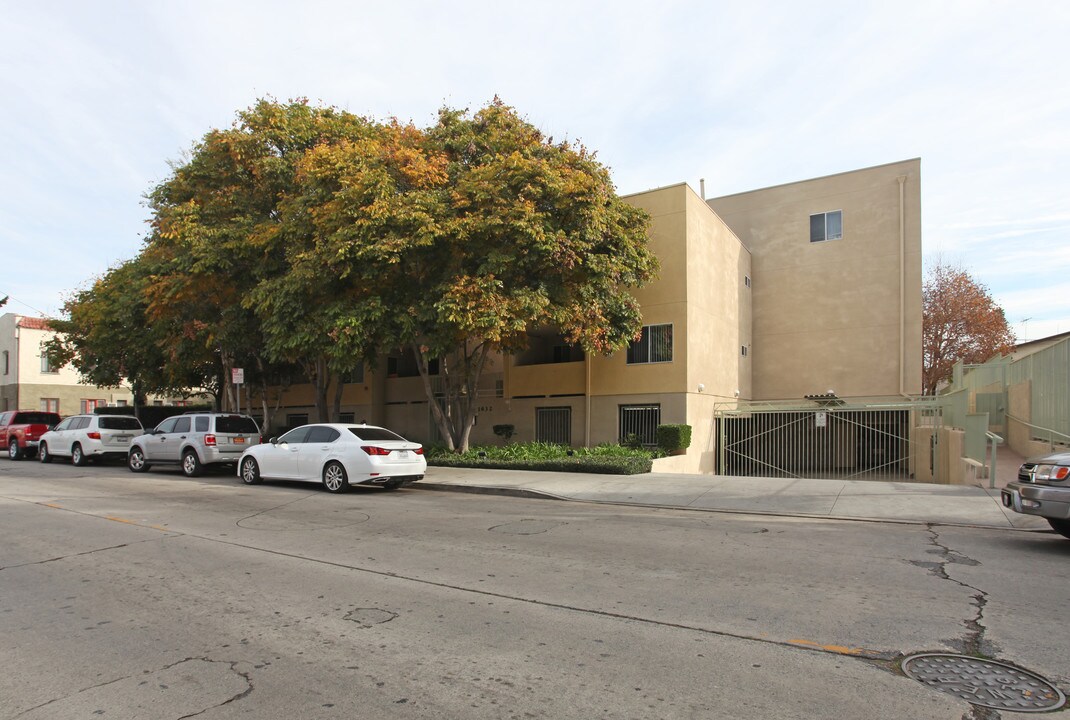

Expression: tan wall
xmin=707 ymin=159 xmax=923 ymax=400
xmin=509 ymin=361 xmax=585 ymax=398
xmin=682 ymin=187 xmax=752 ymax=403
xmin=591 ymin=184 xmax=689 ymax=397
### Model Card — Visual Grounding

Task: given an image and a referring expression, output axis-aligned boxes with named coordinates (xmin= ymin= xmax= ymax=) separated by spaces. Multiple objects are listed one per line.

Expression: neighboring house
xmin=256 ymin=159 xmax=924 ymax=474
xmin=0 ymin=314 xmax=138 ymax=414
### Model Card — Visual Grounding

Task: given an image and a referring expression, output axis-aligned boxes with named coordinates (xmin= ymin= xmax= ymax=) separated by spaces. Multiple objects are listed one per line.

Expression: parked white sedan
xmin=237 ymin=423 xmax=426 ymax=492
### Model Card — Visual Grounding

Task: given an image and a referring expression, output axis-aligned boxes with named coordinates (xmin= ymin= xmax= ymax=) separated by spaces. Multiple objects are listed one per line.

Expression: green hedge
xmin=656 ymin=424 xmax=692 ymax=453
xmin=426 ymin=441 xmax=653 ymax=475
xmin=428 ymin=454 xmax=652 ymax=475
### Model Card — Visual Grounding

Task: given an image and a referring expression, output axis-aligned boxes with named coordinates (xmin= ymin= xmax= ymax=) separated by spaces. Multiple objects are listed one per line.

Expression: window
xmin=41 ymin=353 xmax=58 ymax=374
xmin=279 ymin=426 xmax=312 ymax=444
xmin=80 ymin=399 xmax=105 ymax=413
xmin=2 ymin=350 xmax=8 ymax=375
xmin=536 ymin=407 xmax=571 ymax=445
xmin=744 ymin=275 xmax=751 ymax=288
xmin=173 ymin=417 xmax=191 ymax=433
xmin=619 ymin=404 xmax=660 ymax=447
xmin=306 ymin=426 xmax=341 ymax=443
xmin=349 ymin=365 xmax=364 ymax=384
xmin=216 ymin=416 xmax=259 ymax=433
xmin=195 ymin=416 xmax=210 ymax=432
xmin=741 ymin=346 xmax=748 ymax=357
xmin=626 ymin=324 xmax=673 ymax=364
xmin=810 ymin=210 xmax=843 ymax=242
xmin=155 ymin=417 xmax=178 ymax=433
xmin=339 ymin=412 xmax=355 ymax=424
xmin=115 ymin=399 xmax=128 ymax=407
xmin=99 ymin=417 xmax=142 ymax=430
xmin=286 ymin=413 xmax=309 ymax=428
xmin=40 ymin=398 xmax=59 ymax=413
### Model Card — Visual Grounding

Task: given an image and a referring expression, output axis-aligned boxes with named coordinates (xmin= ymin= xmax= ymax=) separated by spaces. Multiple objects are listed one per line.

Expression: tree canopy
xmin=922 ymin=261 xmax=1015 ymax=395
xmin=52 ymin=98 xmax=657 ymax=448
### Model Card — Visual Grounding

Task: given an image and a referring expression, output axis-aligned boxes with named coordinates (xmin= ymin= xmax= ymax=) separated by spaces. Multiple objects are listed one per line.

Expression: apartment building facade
xmin=262 ymin=159 xmax=924 ymax=473
xmin=0 ymin=314 xmax=138 ymax=414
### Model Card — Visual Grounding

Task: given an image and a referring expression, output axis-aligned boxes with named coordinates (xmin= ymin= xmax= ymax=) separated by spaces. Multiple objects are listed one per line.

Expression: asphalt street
xmin=1 ymin=460 xmax=1067 ymax=719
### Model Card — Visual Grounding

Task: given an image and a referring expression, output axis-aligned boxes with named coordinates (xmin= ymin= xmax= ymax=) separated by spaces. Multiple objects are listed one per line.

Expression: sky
xmin=2 ymin=1 xmax=1068 ymax=341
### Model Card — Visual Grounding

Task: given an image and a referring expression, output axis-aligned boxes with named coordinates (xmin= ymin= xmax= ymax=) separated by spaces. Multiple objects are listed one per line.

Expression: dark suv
xmin=1002 ymin=451 xmax=1070 ymax=539
xmin=127 ymin=412 xmax=261 ymax=477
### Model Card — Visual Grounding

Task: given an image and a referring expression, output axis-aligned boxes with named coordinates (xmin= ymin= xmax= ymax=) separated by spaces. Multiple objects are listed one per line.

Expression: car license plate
xmin=399 ymin=450 xmax=410 ymax=459
xmin=115 ymin=435 xmax=130 ymax=441
xmin=234 ymin=437 xmax=245 ymax=444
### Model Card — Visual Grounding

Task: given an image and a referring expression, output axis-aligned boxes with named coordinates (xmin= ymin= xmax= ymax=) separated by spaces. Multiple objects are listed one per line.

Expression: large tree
xmin=146 ymin=98 xmax=373 ymax=421
xmin=55 ymin=98 xmax=656 ymax=449
xmin=922 ymin=261 xmax=1015 ymax=394
xmin=295 ymin=99 xmax=658 ymax=450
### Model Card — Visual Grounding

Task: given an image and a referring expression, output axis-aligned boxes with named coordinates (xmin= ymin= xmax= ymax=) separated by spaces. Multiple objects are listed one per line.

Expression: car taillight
xmin=414 ymin=447 xmax=425 ymax=455
xmin=205 ymin=434 xmax=217 ymax=446
xmin=362 ymin=446 xmax=391 ymax=456
xmin=87 ymin=432 xmax=101 ymax=440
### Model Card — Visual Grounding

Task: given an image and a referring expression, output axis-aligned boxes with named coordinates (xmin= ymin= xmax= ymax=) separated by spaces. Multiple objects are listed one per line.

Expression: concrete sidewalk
xmin=417 ymin=465 xmax=1051 ymax=531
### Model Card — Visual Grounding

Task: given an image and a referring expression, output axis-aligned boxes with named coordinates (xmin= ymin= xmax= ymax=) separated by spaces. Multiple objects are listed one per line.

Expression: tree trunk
xmin=413 ymin=340 xmax=490 ymax=453
xmin=331 ymin=373 xmax=346 ymax=421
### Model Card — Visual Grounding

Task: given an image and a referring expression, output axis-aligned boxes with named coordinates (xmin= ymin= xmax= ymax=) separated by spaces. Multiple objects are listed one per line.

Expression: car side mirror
xmin=269 ymin=437 xmax=278 ymax=445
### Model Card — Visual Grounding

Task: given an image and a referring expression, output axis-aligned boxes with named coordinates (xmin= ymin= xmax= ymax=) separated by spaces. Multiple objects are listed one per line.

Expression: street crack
xmin=913 ymin=525 xmax=998 ymax=660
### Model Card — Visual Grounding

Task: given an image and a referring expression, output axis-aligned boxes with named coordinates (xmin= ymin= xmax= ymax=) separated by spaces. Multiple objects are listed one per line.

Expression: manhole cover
xmin=902 ymin=653 xmax=1065 ymax=712
xmin=344 ymin=608 xmax=397 ymax=628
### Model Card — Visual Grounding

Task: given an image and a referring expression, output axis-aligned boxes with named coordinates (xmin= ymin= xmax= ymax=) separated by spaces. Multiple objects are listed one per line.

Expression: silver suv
xmin=128 ymin=412 xmax=261 ymax=477
xmin=1002 ymin=451 xmax=1070 ymax=539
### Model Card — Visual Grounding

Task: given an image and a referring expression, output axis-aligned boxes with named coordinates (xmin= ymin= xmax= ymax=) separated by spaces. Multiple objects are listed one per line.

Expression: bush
xmin=492 ymin=424 xmax=516 ymax=441
xmin=426 ymin=441 xmax=653 ymax=474
xmin=656 ymin=424 xmax=692 ymax=453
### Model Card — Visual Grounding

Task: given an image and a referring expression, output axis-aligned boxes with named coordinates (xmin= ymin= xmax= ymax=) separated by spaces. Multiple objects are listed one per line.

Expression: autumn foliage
xmin=922 ymin=262 xmax=1015 ymax=395
xmin=52 ymin=98 xmax=656 ymax=449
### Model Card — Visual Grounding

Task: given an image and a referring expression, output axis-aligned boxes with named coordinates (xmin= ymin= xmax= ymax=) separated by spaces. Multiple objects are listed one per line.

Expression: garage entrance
xmin=714 ymin=399 xmax=944 ymax=481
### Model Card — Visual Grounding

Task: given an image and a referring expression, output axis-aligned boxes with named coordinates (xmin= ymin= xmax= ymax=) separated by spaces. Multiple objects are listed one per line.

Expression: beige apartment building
xmin=0 ymin=314 xmax=138 ymax=414
xmin=263 ymin=159 xmax=924 ymax=474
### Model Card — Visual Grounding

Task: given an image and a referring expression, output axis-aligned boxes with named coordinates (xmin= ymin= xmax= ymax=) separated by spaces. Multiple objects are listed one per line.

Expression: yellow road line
xmin=788 ymin=639 xmax=871 ymax=656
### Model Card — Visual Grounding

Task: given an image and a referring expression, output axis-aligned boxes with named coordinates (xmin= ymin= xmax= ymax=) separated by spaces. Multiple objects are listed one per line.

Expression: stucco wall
xmin=707 ymin=159 xmax=923 ymax=400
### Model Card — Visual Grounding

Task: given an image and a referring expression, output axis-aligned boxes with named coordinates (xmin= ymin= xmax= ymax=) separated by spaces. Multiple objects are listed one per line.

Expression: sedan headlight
xmin=1033 ymin=464 xmax=1070 ymax=482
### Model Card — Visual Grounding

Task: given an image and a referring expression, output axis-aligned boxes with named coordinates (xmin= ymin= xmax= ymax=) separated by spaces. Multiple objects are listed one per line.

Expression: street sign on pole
xmin=232 ymin=368 xmax=244 ymax=413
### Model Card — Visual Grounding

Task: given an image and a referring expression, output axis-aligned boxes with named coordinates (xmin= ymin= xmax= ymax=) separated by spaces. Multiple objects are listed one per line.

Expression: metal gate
xmin=715 ymin=399 xmax=943 ymax=481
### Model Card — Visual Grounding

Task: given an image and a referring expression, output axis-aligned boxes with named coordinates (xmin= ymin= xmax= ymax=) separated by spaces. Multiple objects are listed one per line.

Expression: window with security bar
xmin=626 ymin=324 xmax=673 ymax=364
xmin=536 ymin=407 xmax=571 ymax=445
xmin=619 ymin=404 xmax=660 ymax=447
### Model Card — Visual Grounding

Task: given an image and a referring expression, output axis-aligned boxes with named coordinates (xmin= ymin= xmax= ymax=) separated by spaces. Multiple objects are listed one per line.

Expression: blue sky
xmin=2 ymin=1 xmax=1068 ymax=341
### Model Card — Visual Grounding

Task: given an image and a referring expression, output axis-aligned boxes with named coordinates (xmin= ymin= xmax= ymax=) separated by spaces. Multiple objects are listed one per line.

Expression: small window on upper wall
xmin=744 ymin=276 xmax=751 ymax=288
xmin=809 ymin=210 xmax=843 ymax=242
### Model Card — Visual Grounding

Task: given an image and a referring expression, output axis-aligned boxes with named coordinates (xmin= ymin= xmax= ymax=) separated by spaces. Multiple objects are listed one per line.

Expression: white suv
xmin=39 ymin=414 xmax=145 ymax=466
xmin=127 ymin=412 xmax=261 ymax=477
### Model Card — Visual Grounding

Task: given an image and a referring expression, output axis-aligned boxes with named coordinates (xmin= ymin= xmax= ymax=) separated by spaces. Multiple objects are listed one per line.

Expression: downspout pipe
xmin=898 ymin=175 xmax=907 ymax=398
xmin=585 ymin=357 xmax=591 ymax=447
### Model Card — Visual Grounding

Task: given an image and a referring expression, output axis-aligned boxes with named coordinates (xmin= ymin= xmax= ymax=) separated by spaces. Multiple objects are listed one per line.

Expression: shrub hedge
xmin=656 ymin=424 xmax=692 ymax=453
xmin=427 ymin=442 xmax=653 ymax=475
